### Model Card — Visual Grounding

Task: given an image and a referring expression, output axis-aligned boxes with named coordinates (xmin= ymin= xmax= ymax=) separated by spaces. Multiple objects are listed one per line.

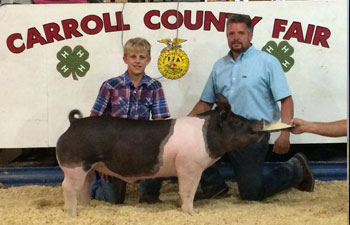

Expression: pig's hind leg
xmin=61 ymin=166 xmax=89 ymax=216
xmin=78 ymin=169 xmax=94 ymax=206
xmin=176 ymin=161 xmax=203 ymax=214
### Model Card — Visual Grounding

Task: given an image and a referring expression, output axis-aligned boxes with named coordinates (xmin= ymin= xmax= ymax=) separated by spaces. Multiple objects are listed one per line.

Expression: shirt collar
xmin=242 ymin=44 xmax=255 ymax=57
xmin=226 ymin=44 xmax=255 ymax=61
xmin=122 ymin=71 xmax=152 ymax=87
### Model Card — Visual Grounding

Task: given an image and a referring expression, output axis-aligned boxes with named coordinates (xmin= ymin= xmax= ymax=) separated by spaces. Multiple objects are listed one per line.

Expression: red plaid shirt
xmin=91 ymin=72 xmax=170 ymax=120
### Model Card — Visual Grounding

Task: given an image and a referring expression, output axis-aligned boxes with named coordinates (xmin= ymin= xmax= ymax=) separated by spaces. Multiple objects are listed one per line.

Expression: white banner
xmin=0 ymin=1 xmax=347 ymax=147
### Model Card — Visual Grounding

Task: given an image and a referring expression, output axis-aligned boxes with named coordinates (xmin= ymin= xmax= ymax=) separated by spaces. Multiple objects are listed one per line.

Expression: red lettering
xmin=313 ymin=26 xmax=330 ymax=48
xmin=162 ymin=10 xmax=183 ymax=30
xmin=103 ymin=13 xmax=118 ymax=32
xmin=115 ymin=11 xmax=130 ymax=31
xmin=145 ymin=10 xmax=262 ymax=33
xmin=272 ymin=20 xmax=331 ymax=48
xmin=61 ymin=19 xmax=83 ymax=39
xmin=81 ymin=15 xmax=103 ymax=35
xmin=144 ymin=10 xmax=160 ymax=30
xmin=304 ymin=24 xmax=315 ymax=44
xmin=204 ymin=12 xmax=226 ymax=31
xmin=283 ymin=22 xmax=304 ymax=42
xmin=184 ymin=10 xmax=203 ymax=30
xmin=43 ymin=23 xmax=64 ymax=43
xmin=6 ymin=12 xmax=130 ymax=54
xmin=27 ymin=27 xmax=47 ymax=50
xmin=272 ymin=19 xmax=288 ymax=38
xmin=251 ymin=16 xmax=262 ymax=30
xmin=7 ymin=33 xmax=25 ymax=54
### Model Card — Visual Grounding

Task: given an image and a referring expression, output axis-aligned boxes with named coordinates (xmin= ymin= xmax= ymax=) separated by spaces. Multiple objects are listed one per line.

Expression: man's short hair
xmin=124 ymin=37 xmax=151 ymax=58
xmin=226 ymin=14 xmax=252 ymax=31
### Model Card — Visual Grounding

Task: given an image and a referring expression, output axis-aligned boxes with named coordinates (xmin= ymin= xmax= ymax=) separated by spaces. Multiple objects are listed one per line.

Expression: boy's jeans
xmin=89 ymin=172 xmax=162 ymax=204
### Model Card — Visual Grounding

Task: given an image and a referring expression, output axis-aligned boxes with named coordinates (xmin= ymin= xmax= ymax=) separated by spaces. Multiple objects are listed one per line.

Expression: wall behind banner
xmin=0 ymin=1 xmax=347 ymax=148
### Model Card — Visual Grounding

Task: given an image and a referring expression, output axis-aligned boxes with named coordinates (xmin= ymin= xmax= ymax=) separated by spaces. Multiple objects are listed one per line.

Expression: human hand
xmin=289 ymin=118 xmax=309 ymax=134
xmin=272 ymin=132 xmax=290 ymax=154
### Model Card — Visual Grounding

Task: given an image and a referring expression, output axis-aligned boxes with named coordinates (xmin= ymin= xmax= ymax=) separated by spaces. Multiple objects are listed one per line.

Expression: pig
xmin=56 ymin=94 xmax=267 ymax=216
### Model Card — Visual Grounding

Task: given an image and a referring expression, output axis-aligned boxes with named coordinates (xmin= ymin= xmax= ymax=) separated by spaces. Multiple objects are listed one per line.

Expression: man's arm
xmin=273 ymin=96 xmax=294 ymax=154
xmin=188 ymin=100 xmax=213 ymax=116
xmin=290 ymin=118 xmax=347 ymax=137
xmin=280 ymin=96 xmax=294 ymax=132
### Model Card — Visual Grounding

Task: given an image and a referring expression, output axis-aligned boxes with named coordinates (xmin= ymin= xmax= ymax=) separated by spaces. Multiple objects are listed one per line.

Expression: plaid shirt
xmin=91 ymin=72 xmax=170 ymax=120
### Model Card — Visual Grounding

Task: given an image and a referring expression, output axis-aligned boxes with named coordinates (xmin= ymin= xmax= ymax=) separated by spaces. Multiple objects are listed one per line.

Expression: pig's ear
xmin=216 ymin=94 xmax=231 ymax=120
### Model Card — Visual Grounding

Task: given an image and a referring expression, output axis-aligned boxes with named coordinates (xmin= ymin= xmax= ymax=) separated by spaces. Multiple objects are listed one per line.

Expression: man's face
xmin=123 ymin=51 xmax=150 ymax=77
xmin=226 ymin=22 xmax=253 ymax=54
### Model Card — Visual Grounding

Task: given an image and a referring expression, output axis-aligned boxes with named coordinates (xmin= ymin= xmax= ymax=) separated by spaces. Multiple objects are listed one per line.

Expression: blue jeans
xmin=200 ymin=134 xmax=302 ymax=201
xmin=89 ymin=172 xmax=162 ymax=204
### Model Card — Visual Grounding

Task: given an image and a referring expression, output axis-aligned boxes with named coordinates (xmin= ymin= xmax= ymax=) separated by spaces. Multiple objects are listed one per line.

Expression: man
xmin=189 ymin=14 xmax=314 ymax=201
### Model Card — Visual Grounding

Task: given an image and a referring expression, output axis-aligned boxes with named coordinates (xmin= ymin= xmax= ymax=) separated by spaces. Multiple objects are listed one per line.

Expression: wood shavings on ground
xmin=0 ymin=180 xmax=347 ymax=225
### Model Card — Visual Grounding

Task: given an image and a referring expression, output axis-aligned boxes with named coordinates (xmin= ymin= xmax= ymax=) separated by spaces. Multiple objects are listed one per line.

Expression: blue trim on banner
xmin=0 ymin=161 xmax=347 ymax=187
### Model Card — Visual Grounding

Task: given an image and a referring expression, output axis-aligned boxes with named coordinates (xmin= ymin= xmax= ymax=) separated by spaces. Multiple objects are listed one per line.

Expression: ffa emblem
xmin=157 ymin=38 xmax=190 ymax=80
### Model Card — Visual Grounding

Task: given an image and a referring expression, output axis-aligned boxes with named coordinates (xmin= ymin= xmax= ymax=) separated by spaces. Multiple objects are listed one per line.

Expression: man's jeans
xmin=89 ymin=172 xmax=162 ymax=204
xmin=200 ymin=134 xmax=302 ymax=201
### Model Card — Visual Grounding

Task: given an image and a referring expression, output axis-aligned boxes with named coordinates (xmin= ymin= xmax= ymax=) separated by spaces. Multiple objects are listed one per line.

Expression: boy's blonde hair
xmin=124 ymin=37 xmax=151 ymax=58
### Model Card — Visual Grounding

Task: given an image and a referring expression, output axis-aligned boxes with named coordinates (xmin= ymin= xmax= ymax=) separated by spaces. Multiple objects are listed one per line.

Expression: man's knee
xmin=238 ymin=185 xmax=264 ymax=201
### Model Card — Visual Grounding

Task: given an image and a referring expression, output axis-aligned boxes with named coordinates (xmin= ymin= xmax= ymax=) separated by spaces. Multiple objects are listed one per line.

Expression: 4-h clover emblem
xmin=262 ymin=41 xmax=295 ymax=72
xmin=57 ymin=45 xmax=90 ymax=80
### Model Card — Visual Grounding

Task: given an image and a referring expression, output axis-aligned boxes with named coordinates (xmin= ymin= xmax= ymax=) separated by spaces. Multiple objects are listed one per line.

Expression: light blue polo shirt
xmin=201 ymin=45 xmax=291 ymax=122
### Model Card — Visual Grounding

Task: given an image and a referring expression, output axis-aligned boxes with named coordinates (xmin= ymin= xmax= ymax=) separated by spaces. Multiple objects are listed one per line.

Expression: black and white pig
xmin=56 ymin=94 xmax=268 ymax=216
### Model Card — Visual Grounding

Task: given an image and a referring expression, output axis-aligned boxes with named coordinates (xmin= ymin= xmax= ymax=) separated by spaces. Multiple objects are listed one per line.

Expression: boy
xmin=89 ymin=37 xmax=170 ymax=204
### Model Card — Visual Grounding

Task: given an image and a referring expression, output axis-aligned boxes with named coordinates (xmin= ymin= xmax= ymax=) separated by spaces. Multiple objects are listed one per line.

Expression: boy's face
xmin=123 ymin=51 xmax=150 ymax=77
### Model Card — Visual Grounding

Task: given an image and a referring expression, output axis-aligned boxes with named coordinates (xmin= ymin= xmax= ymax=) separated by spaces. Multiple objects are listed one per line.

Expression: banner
xmin=0 ymin=1 xmax=347 ymax=147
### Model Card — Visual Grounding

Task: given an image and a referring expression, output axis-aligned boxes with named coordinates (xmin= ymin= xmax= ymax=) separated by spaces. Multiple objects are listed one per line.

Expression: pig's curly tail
xmin=69 ymin=109 xmax=83 ymax=124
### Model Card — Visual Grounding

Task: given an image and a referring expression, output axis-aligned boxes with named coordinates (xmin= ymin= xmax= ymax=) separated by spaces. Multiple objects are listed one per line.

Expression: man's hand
xmin=274 ymin=96 xmax=293 ymax=154
xmin=273 ymin=131 xmax=290 ymax=154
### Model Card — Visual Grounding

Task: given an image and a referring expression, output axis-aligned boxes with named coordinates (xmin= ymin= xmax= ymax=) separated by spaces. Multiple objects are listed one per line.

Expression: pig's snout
xmin=252 ymin=119 xmax=268 ymax=133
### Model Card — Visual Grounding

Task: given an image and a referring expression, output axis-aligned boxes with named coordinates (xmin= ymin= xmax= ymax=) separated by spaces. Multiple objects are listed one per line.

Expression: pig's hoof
xmin=79 ymin=199 xmax=90 ymax=206
xmin=182 ymin=209 xmax=195 ymax=215
xmin=181 ymin=206 xmax=195 ymax=215
xmin=175 ymin=198 xmax=182 ymax=208
xmin=64 ymin=208 xmax=77 ymax=217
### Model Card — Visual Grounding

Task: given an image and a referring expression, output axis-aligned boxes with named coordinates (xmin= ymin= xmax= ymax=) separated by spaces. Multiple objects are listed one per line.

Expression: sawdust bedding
xmin=0 ymin=180 xmax=347 ymax=225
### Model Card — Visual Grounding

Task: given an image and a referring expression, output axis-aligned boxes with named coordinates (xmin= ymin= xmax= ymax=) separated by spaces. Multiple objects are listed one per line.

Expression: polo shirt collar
xmin=227 ymin=44 xmax=255 ymax=61
xmin=241 ymin=44 xmax=255 ymax=58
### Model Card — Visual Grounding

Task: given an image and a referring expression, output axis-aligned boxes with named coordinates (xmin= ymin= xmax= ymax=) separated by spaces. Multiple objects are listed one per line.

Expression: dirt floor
xmin=0 ymin=180 xmax=347 ymax=225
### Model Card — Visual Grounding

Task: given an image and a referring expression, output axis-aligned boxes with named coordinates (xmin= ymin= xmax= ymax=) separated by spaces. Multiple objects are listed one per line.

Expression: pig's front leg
xmin=176 ymin=159 xmax=203 ymax=214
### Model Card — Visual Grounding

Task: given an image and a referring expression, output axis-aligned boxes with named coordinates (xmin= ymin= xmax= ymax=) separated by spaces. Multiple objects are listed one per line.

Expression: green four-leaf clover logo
xmin=262 ymin=41 xmax=295 ymax=72
xmin=57 ymin=45 xmax=90 ymax=80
